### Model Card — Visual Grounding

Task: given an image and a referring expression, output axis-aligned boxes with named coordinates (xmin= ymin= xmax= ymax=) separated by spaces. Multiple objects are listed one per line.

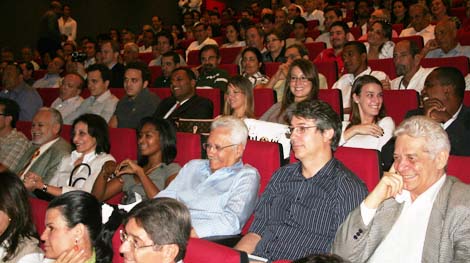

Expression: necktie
xmin=19 ymin=148 xmax=41 ymax=178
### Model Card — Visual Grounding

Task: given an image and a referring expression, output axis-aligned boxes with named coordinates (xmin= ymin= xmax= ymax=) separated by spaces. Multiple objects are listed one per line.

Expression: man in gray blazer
xmin=15 ymin=108 xmax=70 ymax=186
xmin=332 ymin=115 xmax=470 ymax=262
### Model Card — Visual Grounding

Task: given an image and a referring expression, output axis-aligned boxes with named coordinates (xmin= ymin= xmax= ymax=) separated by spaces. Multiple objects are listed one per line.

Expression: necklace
xmin=144 ymin=163 xmax=163 ymax=175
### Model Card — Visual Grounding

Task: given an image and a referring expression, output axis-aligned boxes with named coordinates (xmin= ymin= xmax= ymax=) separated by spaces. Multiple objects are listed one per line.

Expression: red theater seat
xmin=175 ymin=132 xmax=202 ymax=166
xmin=16 ymin=121 xmax=32 ymax=140
xmin=36 ymin=88 xmax=60 ymax=107
xmin=187 ymin=50 xmax=201 ymax=65
xmin=305 ymin=42 xmax=326 ymax=59
xmin=219 ymin=47 xmax=243 ymax=64
xmin=138 ymin=52 xmax=154 ymax=64
xmin=447 ymin=155 xmax=470 ymax=184
xmin=464 ymin=91 xmax=470 ymax=107
xmin=314 ymin=61 xmax=338 ymax=88
xmin=150 ymin=87 xmax=172 ymax=99
xmin=184 ymin=238 xmax=245 ymax=263
xmin=196 ymin=88 xmax=221 ymax=117
xmin=368 ymin=58 xmax=396 ymax=79
xmin=149 ymin=66 xmax=163 ymax=84
xmin=392 ymin=35 xmax=424 ymax=50
xmin=420 ymin=56 xmax=470 ymax=76
xmin=383 ymin=90 xmax=419 ymax=124
xmin=264 ymin=62 xmax=282 ymax=78
xmin=109 ymin=127 xmax=138 ymax=162
xmin=318 ymin=89 xmax=343 ymax=119
xmin=219 ymin=64 xmax=239 ymax=76
xmin=254 ymin=89 xmax=276 ymax=118
xmin=29 ymin=197 xmax=48 ymax=248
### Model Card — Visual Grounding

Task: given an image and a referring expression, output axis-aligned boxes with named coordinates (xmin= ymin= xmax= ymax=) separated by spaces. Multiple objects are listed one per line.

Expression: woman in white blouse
xmin=340 ymin=75 xmax=395 ymax=151
xmin=221 ymin=22 xmax=246 ymax=48
xmin=365 ymin=21 xmax=395 ymax=60
xmin=25 ymin=114 xmax=115 ymax=198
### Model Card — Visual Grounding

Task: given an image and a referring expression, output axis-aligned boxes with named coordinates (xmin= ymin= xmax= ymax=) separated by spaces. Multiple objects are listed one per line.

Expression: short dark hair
xmin=286 ymin=43 xmax=309 ymax=57
xmin=101 ymin=40 xmax=121 ymax=53
xmin=162 ymin=51 xmax=181 ymax=64
xmin=323 ymin=6 xmax=343 ymax=18
xmin=125 ymin=198 xmax=191 ymax=262
xmin=156 ymin=31 xmax=175 ymax=48
xmin=172 ymin=67 xmax=196 ymax=81
xmin=292 ymin=253 xmax=345 ymax=263
xmin=343 ymin=41 xmax=367 ymax=55
xmin=138 ymin=117 xmax=177 ymax=165
xmin=125 ymin=61 xmax=152 ymax=84
xmin=72 ymin=114 xmax=111 ymax=154
xmin=0 ymin=98 xmax=20 ymax=128
xmin=372 ymin=20 xmax=392 ymax=40
xmin=431 ymin=67 xmax=466 ymax=101
xmin=287 ymin=100 xmax=342 ymax=151
xmin=293 ymin=16 xmax=308 ymax=28
xmin=86 ymin=63 xmax=112 ymax=82
xmin=329 ymin=21 xmax=350 ymax=34
xmin=0 ymin=171 xmax=37 ymax=261
xmin=20 ymin=61 xmax=34 ymax=72
xmin=199 ymin=44 xmax=220 ymax=62
xmin=262 ymin=13 xmax=275 ymax=24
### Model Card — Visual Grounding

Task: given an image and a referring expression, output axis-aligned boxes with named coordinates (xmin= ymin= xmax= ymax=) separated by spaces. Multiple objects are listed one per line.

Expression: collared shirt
xmin=303 ymin=9 xmax=324 ymax=25
xmin=0 ymin=129 xmax=31 ymax=172
xmin=243 ymin=72 xmax=269 ymax=87
xmin=67 ymin=90 xmax=118 ymax=123
xmin=315 ymin=32 xmax=355 ymax=49
xmin=262 ymin=49 xmax=287 ymax=63
xmin=163 ymin=97 xmax=190 ymax=119
xmin=250 ymin=159 xmax=368 ymax=261
xmin=186 ymin=38 xmax=218 ymax=60
xmin=314 ymin=48 xmax=344 ymax=74
xmin=364 ymin=41 xmax=395 ymax=59
xmin=21 ymin=137 xmax=60 ymax=178
xmin=426 ymin=43 xmax=470 ymax=59
xmin=51 ymin=95 xmax=83 ymax=123
xmin=58 ymin=16 xmax=77 ymax=41
xmin=443 ymin=104 xmax=462 ymax=130
xmin=361 ymin=175 xmax=446 ymax=262
xmin=332 ymin=67 xmax=389 ymax=109
xmin=0 ymin=82 xmax=43 ymax=121
xmin=196 ymin=68 xmax=229 ymax=92
xmin=391 ymin=66 xmax=436 ymax=93
xmin=399 ymin=24 xmax=435 ymax=45
xmin=49 ymin=150 xmax=115 ymax=193
xmin=157 ymin=159 xmax=260 ymax=238
xmin=138 ymin=45 xmax=152 ymax=53
xmin=32 ymin=74 xmax=62 ymax=88
xmin=114 ymin=88 xmax=161 ymax=129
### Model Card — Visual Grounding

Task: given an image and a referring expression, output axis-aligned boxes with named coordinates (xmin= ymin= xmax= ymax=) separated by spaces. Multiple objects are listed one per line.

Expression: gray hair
xmin=211 ymin=116 xmax=248 ymax=147
xmin=394 ymin=116 xmax=450 ymax=158
xmin=37 ymin=107 xmax=63 ymax=135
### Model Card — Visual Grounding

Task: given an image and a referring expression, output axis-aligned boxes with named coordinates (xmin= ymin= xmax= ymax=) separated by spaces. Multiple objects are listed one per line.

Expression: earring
xmin=74 ymin=238 xmax=79 ymax=251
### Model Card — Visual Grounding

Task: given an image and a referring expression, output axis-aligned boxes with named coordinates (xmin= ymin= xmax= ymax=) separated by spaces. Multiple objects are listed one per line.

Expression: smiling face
xmin=289 ymin=66 xmax=313 ymax=102
xmin=225 ymin=25 xmax=239 ymax=43
xmin=120 ymin=218 xmax=165 ymax=263
xmin=290 ymin=116 xmax=331 ymax=162
xmin=206 ymin=127 xmax=242 ymax=173
xmin=265 ymin=34 xmax=284 ymax=53
xmin=87 ymin=70 xmax=109 ymax=97
xmin=226 ymin=83 xmax=246 ymax=113
xmin=170 ymin=69 xmax=195 ymax=101
xmin=393 ymin=1 xmax=406 ymax=18
xmin=329 ymin=25 xmax=347 ymax=50
xmin=409 ymin=5 xmax=428 ymax=31
xmin=31 ymin=110 xmax=60 ymax=145
xmin=431 ymin=0 xmax=446 ymax=17
xmin=73 ymin=122 xmax=97 ymax=154
xmin=41 ymin=208 xmax=76 ymax=259
xmin=138 ymin=123 xmax=161 ymax=157
xmin=393 ymin=134 xmax=446 ymax=200
xmin=59 ymin=74 xmax=82 ymax=101
xmin=367 ymin=22 xmax=387 ymax=46
xmin=354 ymin=83 xmax=383 ymax=119
xmin=342 ymin=45 xmax=366 ymax=76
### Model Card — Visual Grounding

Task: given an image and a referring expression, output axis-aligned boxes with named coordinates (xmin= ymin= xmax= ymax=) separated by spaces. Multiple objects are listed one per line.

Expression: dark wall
xmin=0 ymin=0 xmax=180 ymax=55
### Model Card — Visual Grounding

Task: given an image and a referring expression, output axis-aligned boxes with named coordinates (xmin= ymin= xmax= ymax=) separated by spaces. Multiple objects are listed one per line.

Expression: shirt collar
xmin=38 ymin=137 xmax=60 ymax=151
xmin=205 ymin=159 xmax=244 ymax=175
xmin=70 ymin=150 xmax=98 ymax=165
xmin=95 ymin=89 xmax=112 ymax=103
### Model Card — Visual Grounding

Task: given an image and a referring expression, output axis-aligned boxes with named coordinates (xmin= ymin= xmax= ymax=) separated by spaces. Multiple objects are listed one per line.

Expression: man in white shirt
xmin=58 ymin=4 xmax=77 ymax=42
xmin=399 ymin=3 xmax=435 ymax=45
xmin=302 ymin=0 xmax=324 ymax=25
xmin=333 ymin=115 xmax=470 ymax=262
xmin=51 ymin=73 xmax=84 ymax=124
xmin=423 ymin=17 xmax=470 ymax=59
xmin=391 ymin=40 xmax=435 ymax=93
xmin=332 ymin=41 xmax=389 ymax=114
xmin=185 ymin=22 xmax=218 ymax=61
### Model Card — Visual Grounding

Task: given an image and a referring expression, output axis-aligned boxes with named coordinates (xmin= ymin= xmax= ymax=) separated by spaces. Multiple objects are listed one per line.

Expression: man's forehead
xmin=291 ymin=116 xmax=316 ymax=125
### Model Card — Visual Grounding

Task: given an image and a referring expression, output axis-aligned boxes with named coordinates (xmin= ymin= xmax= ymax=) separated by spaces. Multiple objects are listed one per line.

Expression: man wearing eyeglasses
xmin=156 ymin=116 xmax=260 ymax=238
xmin=235 ymin=100 xmax=368 ymax=262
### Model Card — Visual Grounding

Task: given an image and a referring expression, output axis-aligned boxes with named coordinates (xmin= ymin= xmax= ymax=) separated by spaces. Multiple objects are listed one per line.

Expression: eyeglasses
xmin=285 ymin=126 xmax=317 ymax=138
xmin=120 ymin=230 xmax=161 ymax=250
xmin=202 ymin=143 xmax=238 ymax=152
xmin=289 ymin=76 xmax=310 ymax=84
xmin=265 ymin=38 xmax=280 ymax=43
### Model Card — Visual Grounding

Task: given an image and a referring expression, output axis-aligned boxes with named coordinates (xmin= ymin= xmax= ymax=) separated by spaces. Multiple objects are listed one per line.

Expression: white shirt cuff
xmin=360 ymin=201 xmax=377 ymax=226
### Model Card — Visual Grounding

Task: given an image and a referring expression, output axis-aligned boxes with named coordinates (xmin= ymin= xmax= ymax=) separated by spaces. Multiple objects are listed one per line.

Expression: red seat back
xmin=187 ymin=50 xmax=201 ymax=65
xmin=33 ymin=69 xmax=47 ymax=80
xmin=447 ymin=155 xmax=470 ymax=184
xmin=196 ymin=88 xmax=221 ymax=117
xmin=318 ymin=89 xmax=343 ymax=119
xmin=112 ymin=225 xmax=124 ymax=263
xmin=264 ymin=62 xmax=282 ymax=78
xmin=464 ymin=91 xmax=470 ymax=107
xmin=60 ymin=124 xmax=73 ymax=142
xmin=149 ymin=66 xmax=163 ymax=84
xmin=28 ymin=197 xmax=49 ymax=247
xmin=420 ymin=56 xmax=470 ymax=76
xmin=392 ymin=24 xmax=404 ymax=35
xmin=307 ymin=20 xmax=319 ymax=29
xmin=184 ymin=238 xmax=243 ymax=263
xmin=254 ymin=89 xmax=276 ymax=118
xmin=109 ymin=89 xmax=127 ymax=99
xmin=219 ymin=47 xmax=243 ymax=64
xmin=109 ymin=127 xmax=138 ymax=162
xmin=219 ymin=64 xmax=238 ymax=76
xmin=392 ymin=35 xmax=424 ymax=50
xmin=383 ymin=90 xmax=420 ymax=124
xmin=349 ymin=26 xmax=362 ymax=40
xmin=213 ymin=36 xmax=225 ymax=46
xmin=138 ymin=52 xmax=154 ymax=64
xmin=37 ymin=88 xmax=60 ymax=107
xmin=457 ymin=32 xmax=470 ymax=45
xmin=314 ymin=61 xmax=338 ymax=89
xmin=369 ymin=58 xmax=396 ymax=79
xmin=16 ymin=120 xmax=32 ymax=140
xmin=305 ymin=42 xmax=326 ymax=60
xmin=179 ymin=38 xmax=195 ymax=50
xmin=175 ymin=132 xmax=202 ymax=166
xmin=149 ymin=87 xmax=172 ymax=99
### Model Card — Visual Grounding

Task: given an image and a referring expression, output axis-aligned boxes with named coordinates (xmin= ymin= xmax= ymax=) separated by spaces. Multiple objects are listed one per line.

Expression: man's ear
xmin=236 ymin=144 xmax=244 ymax=159
xmin=435 ymin=150 xmax=449 ymax=170
xmin=322 ymin=128 xmax=334 ymax=143
xmin=162 ymin=244 xmax=179 ymax=262
xmin=52 ymin=122 xmax=61 ymax=136
xmin=143 ymin=80 xmax=149 ymax=89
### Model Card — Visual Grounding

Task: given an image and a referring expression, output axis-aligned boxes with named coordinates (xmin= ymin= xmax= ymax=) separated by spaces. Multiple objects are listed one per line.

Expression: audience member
xmin=235 ymin=100 xmax=368 ymax=261
xmin=139 ymin=30 xmax=155 ymax=53
xmin=109 ymin=61 xmax=161 ymax=129
xmin=20 ymin=47 xmax=40 ymax=70
xmin=391 ymin=40 xmax=435 ymax=92
xmin=431 ymin=0 xmax=450 ymax=23
xmin=316 ymin=7 xmax=355 ymax=49
xmin=261 ymin=14 xmax=276 ymax=35
xmin=399 ymin=3 xmax=435 ymax=45
xmin=123 ymin=42 xmax=140 ymax=65
xmin=37 ymin=1 xmax=62 ymax=58
xmin=333 ymin=116 xmax=470 ymax=262
xmin=58 ymin=4 xmax=77 ymax=42
xmin=51 ymin=72 xmax=84 ymax=124
xmin=83 ymin=40 xmax=97 ymax=68
xmin=358 ymin=8 xmax=398 ymax=41
xmin=149 ymin=31 xmax=186 ymax=67
xmin=302 ymin=0 xmax=324 ymax=24
xmin=221 ymin=22 xmax=246 ymax=48
xmin=391 ymin=0 xmax=410 ymax=26
xmin=223 ymin=75 xmax=255 ymax=118
xmin=120 ymin=198 xmax=191 ymax=263
xmin=157 ymin=116 xmax=260 ymax=238
xmin=350 ymin=0 xmax=371 ymax=36
xmin=423 ymin=17 xmax=470 ymax=59
xmin=24 ymin=114 xmax=114 ymax=198
xmin=68 ymin=64 xmax=119 ymax=123
xmin=101 ymin=40 xmax=125 ymax=88
xmin=314 ymin=21 xmax=349 ymax=74
xmin=0 ymin=63 xmax=43 ymax=121
xmin=0 ymin=171 xmax=42 ymax=262
xmin=274 ymin=8 xmax=294 ymax=38
xmin=364 ymin=21 xmax=395 ymax=59
xmin=261 ymin=59 xmax=319 ymax=124
xmin=153 ymin=67 xmax=213 ymax=120
xmin=333 ymin=41 xmax=389 ymax=114
xmin=151 ymin=15 xmax=164 ymax=34
xmin=241 ymin=47 xmax=269 ymax=88
xmin=0 ymin=99 xmax=31 ymax=173
xmin=195 ymin=45 xmax=229 ymax=92
xmin=32 ymin=56 xmax=65 ymax=88
xmin=245 ymin=25 xmax=267 ymax=53
xmin=186 ymin=22 xmax=218 ymax=60
xmin=19 ymin=62 xmax=35 ymax=86
xmin=339 ymin=75 xmax=395 ymax=151
xmin=286 ymin=17 xmax=314 ymax=47
xmin=152 ymin=51 xmax=181 ymax=87
xmin=406 ymin=67 xmax=470 ymax=156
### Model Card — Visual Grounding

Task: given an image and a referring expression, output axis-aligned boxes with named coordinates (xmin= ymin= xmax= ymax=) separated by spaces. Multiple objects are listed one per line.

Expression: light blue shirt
xmin=426 ymin=43 xmax=470 ymax=59
xmin=32 ymin=74 xmax=62 ymax=88
xmin=157 ymin=159 xmax=260 ymax=238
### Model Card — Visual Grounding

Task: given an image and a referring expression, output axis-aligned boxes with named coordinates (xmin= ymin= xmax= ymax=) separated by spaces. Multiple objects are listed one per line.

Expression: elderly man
xmin=51 ymin=73 xmax=84 ymax=124
xmin=195 ymin=45 xmax=229 ymax=92
xmin=0 ymin=63 xmax=43 ymax=121
xmin=14 ymin=107 xmax=70 ymax=183
xmin=406 ymin=67 xmax=470 ymax=156
xmin=185 ymin=22 xmax=218 ymax=61
xmin=332 ymin=116 xmax=470 ymax=262
xmin=423 ymin=17 xmax=470 ymax=59
xmin=391 ymin=40 xmax=435 ymax=93
xmin=153 ymin=67 xmax=213 ymax=120
xmin=156 ymin=116 xmax=260 ymax=238
xmin=0 ymin=98 xmax=31 ymax=172
xmin=399 ymin=3 xmax=435 ymax=45
xmin=235 ymin=100 xmax=368 ymax=261
xmin=123 ymin=42 xmax=140 ymax=65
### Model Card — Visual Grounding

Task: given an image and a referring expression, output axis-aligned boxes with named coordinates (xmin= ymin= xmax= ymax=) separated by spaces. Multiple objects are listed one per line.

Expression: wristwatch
xmin=42 ymin=184 xmax=48 ymax=192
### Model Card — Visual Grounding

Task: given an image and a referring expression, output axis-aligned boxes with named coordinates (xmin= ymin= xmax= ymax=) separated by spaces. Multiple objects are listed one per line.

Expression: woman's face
xmin=120 ymin=218 xmax=165 ymax=263
xmin=431 ymin=0 xmax=446 ymax=16
xmin=393 ymin=1 xmax=406 ymax=18
xmin=0 ymin=210 xmax=10 ymax=236
xmin=138 ymin=123 xmax=161 ymax=157
xmin=289 ymin=66 xmax=313 ymax=102
xmin=266 ymin=34 xmax=284 ymax=53
xmin=354 ymin=83 xmax=383 ymax=119
xmin=41 ymin=208 xmax=76 ymax=259
xmin=368 ymin=23 xmax=387 ymax=46
xmin=242 ymin=51 xmax=261 ymax=76
xmin=227 ymin=84 xmax=246 ymax=113
xmin=225 ymin=25 xmax=239 ymax=44
xmin=73 ymin=122 xmax=97 ymax=154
